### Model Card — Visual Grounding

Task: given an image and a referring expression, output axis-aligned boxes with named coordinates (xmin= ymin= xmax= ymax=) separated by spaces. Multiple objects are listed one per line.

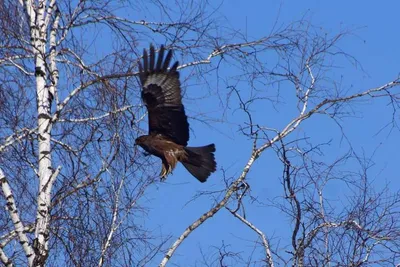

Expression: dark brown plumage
xmin=135 ymin=45 xmax=216 ymax=182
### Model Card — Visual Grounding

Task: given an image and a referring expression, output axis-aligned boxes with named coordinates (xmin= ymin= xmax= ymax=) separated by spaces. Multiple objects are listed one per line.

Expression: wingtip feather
xmin=162 ymin=50 xmax=173 ymax=71
xmin=149 ymin=45 xmax=155 ymax=71
xmin=170 ymin=61 xmax=179 ymax=72
xmin=143 ymin=48 xmax=148 ymax=73
xmin=156 ymin=45 xmax=165 ymax=71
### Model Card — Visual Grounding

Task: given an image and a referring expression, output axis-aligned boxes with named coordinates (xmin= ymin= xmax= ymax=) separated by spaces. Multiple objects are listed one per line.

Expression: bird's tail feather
xmin=182 ymin=144 xmax=216 ymax=182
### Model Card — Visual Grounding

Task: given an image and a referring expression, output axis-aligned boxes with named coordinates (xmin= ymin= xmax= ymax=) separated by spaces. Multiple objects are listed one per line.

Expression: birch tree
xmin=1 ymin=0 xmax=400 ymax=266
xmin=0 ymin=0 xmax=224 ymax=265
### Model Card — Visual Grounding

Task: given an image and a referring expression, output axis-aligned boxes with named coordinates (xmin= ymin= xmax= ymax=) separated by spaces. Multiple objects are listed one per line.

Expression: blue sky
xmin=133 ymin=1 xmax=400 ymax=265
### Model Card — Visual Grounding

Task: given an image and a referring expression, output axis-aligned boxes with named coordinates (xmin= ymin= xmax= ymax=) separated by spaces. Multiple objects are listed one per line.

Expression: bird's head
xmin=135 ymin=135 xmax=147 ymax=146
xmin=135 ymin=135 xmax=152 ymax=155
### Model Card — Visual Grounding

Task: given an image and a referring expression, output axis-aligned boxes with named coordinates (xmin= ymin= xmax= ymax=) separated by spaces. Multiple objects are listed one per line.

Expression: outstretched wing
xmin=138 ymin=45 xmax=189 ymax=146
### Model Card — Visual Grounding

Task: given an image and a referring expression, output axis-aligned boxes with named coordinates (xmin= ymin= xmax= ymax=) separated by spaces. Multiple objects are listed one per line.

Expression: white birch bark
xmin=21 ymin=0 xmax=58 ymax=265
xmin=0 ymin=168 xmax=34 ymax=265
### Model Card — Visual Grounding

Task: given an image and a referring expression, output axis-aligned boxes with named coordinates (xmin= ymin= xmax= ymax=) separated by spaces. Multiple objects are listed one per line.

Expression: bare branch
xmin=0 ymin=168 xmax=34 ymax=264
xmin=226 ymin=207 xmax=274 ymax=267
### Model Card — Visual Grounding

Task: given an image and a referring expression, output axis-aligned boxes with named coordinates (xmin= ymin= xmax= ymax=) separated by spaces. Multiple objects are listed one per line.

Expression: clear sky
xmin=134 ymin=1 xmax=400 ymax=265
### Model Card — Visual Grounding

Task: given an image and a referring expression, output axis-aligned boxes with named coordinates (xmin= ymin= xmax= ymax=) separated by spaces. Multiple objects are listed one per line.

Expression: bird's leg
xmin=166 ymin=164 xmax=172 ymax=176
xmin=160 ymin=163 xmax=168 ymax=180
xmin=160 ymin=166 xmax=166 ymax=178
xmin=166 ymin=158 xmax=177 ymax=176
xmin=160 ymin=162 xmax=174 ymax=181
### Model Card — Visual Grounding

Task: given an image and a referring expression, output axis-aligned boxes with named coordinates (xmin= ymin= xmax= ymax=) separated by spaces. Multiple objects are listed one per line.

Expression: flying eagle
xmin=135 ymin=45 xmax=216 ymax=182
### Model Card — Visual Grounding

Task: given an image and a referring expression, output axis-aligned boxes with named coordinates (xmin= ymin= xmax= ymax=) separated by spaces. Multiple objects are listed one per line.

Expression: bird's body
xmin=136 ymin=134 xmax=185 ymax=177
xmin=135 ymin=45 xmax=216 ymax=182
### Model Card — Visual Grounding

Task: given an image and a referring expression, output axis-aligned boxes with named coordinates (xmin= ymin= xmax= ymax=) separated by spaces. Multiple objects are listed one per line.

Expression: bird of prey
xmin=135 ymin=44 xmax=216 ymax=182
